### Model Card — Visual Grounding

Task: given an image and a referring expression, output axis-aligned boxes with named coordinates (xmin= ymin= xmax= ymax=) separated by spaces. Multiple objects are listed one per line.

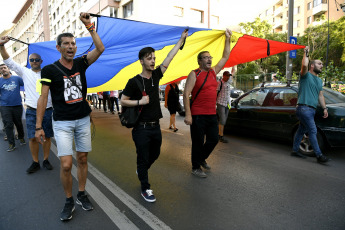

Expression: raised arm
xmin=213 ymin=28 xmax=232 ymax=74
xmin=0 ymin=36 xmax=10 ymax=60
xmin=301 ymin=46 xmax=309 ymax=76
xmin=160 ymin=29 xmax=188 ymax=74
xmin=79 ymin=12 xmax=105 ymax=65
xmin=183 ymin=71 xmax=196 ymax=125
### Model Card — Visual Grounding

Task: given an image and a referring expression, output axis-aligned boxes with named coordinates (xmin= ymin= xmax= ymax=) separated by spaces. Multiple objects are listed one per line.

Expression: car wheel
xmin=294 ymin=130 xmax=325 ymax=157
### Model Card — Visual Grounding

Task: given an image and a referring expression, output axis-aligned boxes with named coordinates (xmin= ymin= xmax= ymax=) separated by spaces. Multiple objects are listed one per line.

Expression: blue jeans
xmin=190 ymin=115 xmax=219 ymax=169
xmin=293 ymin=106 xmax=322 ymax=156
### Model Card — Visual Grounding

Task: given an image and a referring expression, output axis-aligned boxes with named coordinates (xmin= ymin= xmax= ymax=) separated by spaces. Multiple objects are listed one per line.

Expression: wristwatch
xmin=323 ymin=107 xmax=328 ymax=110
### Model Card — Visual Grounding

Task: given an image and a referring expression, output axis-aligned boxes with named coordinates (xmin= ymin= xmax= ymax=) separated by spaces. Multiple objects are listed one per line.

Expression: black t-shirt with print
xmin=122 ymin=67 xmax=163 ymax=122
xmin=41 ymin=56 xmax=91 ymax=121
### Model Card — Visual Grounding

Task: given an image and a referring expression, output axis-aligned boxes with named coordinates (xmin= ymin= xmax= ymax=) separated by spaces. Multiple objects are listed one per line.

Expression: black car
xmin=225 ymin=84 xmax=345 ymax=156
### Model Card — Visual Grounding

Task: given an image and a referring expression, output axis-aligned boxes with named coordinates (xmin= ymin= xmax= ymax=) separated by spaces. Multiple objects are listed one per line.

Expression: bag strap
xmin=217 ymin=80 xmax=223 ymax=97
xmin=191 ymin=70 xmax=209 ymax=107
xmin=53 ymin=63 xmax=83 ymax=94
xmin=133 ymin=77 xmax=145 ymax=96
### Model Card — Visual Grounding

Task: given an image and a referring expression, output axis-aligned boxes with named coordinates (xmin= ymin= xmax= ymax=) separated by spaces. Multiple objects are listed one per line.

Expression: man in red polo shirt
xmin=183 ymin=29 xmax=232 ymax=178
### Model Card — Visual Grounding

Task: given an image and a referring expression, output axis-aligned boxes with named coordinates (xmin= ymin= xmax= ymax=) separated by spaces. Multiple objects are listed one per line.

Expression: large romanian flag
xmin=27 ymin=16 xmax=305 ymax=92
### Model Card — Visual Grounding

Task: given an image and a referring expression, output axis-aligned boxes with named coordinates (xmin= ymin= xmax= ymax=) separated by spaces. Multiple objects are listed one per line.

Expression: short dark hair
xmin=223 ymin=71 xmax=231 ymax=76
xmin=138 ymin=47 xmax=155 ymax=60
xmin=56 ymin=33 xmax=75 ymax=46
xmin=0 ymin=63 xmax=6 ymax=67
xmin=309 ymin=60 xmax=316 ymax=69
xmin=197 ymin=51 xmax=209 ymax=60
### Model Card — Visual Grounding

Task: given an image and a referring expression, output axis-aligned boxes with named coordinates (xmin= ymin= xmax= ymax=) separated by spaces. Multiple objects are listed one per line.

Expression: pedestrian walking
xmin=0 ymin=36 xmax=54 ymax=172
xmin=35 ymin=12 xmax=105 ymax=221
xmin=109 ymin=90 xmax=119 ymax=114
xmin=217 ymin=69 xmax=234 ymax=143
xmin=102 ymin=91 xmax=110 ymax=113
xmin=291 ymin=46 xmax=329 ymax=164
xmin=164 ymin=81 xmax=180 ymax=132
xmin=0 ymin=63 xmax=25 ymax=152
xmin=120 ymin=29 xmax=188 ymax=202
xmin=183 ymin=29 xmax=232 ymax=178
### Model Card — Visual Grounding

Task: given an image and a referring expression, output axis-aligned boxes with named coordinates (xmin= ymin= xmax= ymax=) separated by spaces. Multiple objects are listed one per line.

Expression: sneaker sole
xmin=191 ymin=172 xmax=207 ymax=178
xmin=141 ymin=193 xmax=156 ymax=202
xmin=7 ymin=147 xmax=16 ymax=152
xmin=76 ymin=199 xmax=94 ymax=211
xmin=60 ymin=206 xmax=75 ymax=221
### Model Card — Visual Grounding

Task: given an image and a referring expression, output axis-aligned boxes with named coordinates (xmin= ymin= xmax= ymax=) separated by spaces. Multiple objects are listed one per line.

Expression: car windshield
xmin=323 ymin=87 xmax=345 ymax=104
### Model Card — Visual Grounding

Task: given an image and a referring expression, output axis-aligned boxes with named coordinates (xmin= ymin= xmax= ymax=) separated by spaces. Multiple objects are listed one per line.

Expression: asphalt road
xmin=1 ymin=103 xmax=345 ymax=230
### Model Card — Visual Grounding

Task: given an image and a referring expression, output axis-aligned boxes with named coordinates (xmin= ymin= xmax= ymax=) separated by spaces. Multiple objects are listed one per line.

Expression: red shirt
xmin=191 ymin=68 xmax=217 ymax=115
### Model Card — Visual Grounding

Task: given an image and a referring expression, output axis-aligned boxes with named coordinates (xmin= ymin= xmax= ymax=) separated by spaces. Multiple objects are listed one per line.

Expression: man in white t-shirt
xmin=0 ymin=36 xmax=54 ymax=173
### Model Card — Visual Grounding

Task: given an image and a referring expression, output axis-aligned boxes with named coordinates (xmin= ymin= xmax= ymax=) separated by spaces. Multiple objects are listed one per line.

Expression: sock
xmin=66 ymin=196 xmax=74 ymax=203
xmin=77 ymin=191 xmax=85 ymax=197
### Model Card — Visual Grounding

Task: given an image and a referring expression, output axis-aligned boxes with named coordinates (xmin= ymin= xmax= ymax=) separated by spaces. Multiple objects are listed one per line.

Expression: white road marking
xmin=50 ymin=141 xmax=172 ymax=230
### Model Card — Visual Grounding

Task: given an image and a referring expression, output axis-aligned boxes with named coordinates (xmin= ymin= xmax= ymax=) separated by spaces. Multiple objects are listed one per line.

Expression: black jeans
xmin=110 ymin=97 xmax=119 ymax=112
xmin=103 ymin=95 xmax=111 ymax=112
xmin=132 ymin=123 xmax=162 ymax=191
xmin=190 ymin=115 xmax=219 ymax=170
xmin=1 ymin=106 xmax=25 ymax=145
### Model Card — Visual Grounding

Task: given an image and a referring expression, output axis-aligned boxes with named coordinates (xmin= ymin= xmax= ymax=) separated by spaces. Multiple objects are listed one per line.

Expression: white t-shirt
xmin=4 ymin=57 xmax=52 ymax=109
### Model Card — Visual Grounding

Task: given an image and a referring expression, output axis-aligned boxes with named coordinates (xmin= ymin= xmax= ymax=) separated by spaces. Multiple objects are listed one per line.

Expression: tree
xmin=239 ymin=17 xmax=272 ymax=38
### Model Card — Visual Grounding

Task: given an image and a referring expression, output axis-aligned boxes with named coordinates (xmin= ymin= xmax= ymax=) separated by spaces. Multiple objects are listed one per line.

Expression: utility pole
xmin=286 ymin=0 xmax=294 ymax=83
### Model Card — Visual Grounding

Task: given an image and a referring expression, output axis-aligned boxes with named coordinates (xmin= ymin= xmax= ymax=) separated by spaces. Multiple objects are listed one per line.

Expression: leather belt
xmin=27 ymin=106 xmax=53 ymax=110
xmin=138 ymin=121 xmax=159 ymax=127
xmin=297 ymin=104 xmax=316 ymax=110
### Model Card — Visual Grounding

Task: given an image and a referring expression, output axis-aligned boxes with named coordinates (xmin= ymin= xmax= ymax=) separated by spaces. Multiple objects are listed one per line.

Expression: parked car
xmin=225 ymin=84 xmax=345 ymax=156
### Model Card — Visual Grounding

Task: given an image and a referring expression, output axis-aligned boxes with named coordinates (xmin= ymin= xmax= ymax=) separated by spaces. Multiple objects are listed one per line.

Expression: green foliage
xmin=239 ymin=17 xmax=272 ymax=38
xmin=320 ymin=61 xmax=345 ymax=83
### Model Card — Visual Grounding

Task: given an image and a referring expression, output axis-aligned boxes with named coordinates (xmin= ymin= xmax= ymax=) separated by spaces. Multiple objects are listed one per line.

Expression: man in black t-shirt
xmin=121 ymin=29 xmax=188 ymax=203
xmin=35 ymin=13 xmax=104 ymax=221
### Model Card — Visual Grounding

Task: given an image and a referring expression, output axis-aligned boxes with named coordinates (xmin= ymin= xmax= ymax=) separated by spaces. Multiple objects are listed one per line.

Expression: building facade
xmin=258 ymin=0 xmax=345 ymax=36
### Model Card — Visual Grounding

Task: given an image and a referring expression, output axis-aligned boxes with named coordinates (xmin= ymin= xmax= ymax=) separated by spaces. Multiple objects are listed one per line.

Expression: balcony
xmin=313 ymin=3 xmax=327 ymax=16
xmin=273 ymin=19 xmax=283 ymax=29
xmin=274 ymin=6 xmax=283 ymax=17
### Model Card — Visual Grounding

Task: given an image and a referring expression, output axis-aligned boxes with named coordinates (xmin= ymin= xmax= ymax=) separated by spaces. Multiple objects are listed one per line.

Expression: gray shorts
xmin=216 ymin=104 xmax=229 ymax=125
xmin=53 ymin=115 xmax=92 ymax=157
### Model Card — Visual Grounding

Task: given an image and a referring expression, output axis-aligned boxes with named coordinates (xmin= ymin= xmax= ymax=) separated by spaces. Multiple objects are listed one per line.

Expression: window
xmin=57 ymin=7 xmax=59 ymax=16
xmin=53 ymin=12 xmax=56 ymax=20
xmin=307 ymin=16 xmax=312 ymax=24
xmin=110 ymin=7 xmax=117 ymax=18
xmin=211 ymin=15 xmax=219 ymax=26
xmin=307 ymin=2 xmax=312 ymax=10
xmin=297 ymin=20 xmax=300 ymax=27
xmin=239 ymin=89 xmax=270 ymax=107
xmin=123 ymin=1 xmax=133 ymax=18
xmin=286 ymin=11 xmax=288 ymax=17
xmin=190 ymin=9 xmax=204 ymax=23
xmin=313 ymin=0 xmax=327 ymax=7
xmin=267 ymin=89 xmax=297 ymax=106
xmin=266 ymin=10 xmax=268 ymax=16
xmin=174 ymin=6 xmax=184 ymax=17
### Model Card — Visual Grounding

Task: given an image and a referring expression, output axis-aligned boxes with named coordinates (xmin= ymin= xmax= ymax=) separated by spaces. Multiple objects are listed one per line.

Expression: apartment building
xmin=258 ymin=0 xmax=345 ymax=36
xmin=1 ymin=0 xmax=226 ymax=66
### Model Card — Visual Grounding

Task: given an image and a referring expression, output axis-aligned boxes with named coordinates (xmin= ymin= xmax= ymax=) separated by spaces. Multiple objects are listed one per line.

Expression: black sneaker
xmin=200 ymin=161 xmax=211 ymax=170
xmin=26 ymin=161 xmax=40 ymax=173
xmin=317 ymin=155 xmax=330 ymax=164
xmin=42 ymin=159 xmax=53 ymax=170
xmin=219 ymin=136 xmax=228 ymax=143
xmin=141 ymin=189 xmax=156 ymax=202
xmin=19 ymin=138 xmax=26 ymax=145
xmin=76 ymin=194 xmax=94 ymax=211
xmin=60 ymin=202 xmax=75 ymax=221
xmin=291 ymin=151 xmax=307 ymax=159
xmin=7 ymin=144 xmax=16 ymax=152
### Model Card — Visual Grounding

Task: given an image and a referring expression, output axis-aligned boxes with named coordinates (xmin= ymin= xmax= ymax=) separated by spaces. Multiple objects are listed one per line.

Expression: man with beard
xmin=121 ymin=29 xmax=188 ymax=203
xmin=35 ymin=12 xmax=104 ymax=221
xmin=291 ymin=46 xmax=329 ymax=164
xmin=183 ymin=29 xmax=232 ymax=178
xmin=0 ymin=36 xmax=54 ymax=173
xmin=0 ymin=63 xmax=25 ymax=152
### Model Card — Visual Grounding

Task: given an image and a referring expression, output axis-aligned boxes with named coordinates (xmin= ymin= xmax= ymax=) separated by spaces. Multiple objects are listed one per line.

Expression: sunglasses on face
xmin=29 ymin=58 xmax=41 ymax=62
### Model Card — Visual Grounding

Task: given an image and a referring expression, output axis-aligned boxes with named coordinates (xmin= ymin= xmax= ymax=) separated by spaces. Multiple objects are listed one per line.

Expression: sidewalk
xmin=0 ymin=125 xmax=115 ymax=230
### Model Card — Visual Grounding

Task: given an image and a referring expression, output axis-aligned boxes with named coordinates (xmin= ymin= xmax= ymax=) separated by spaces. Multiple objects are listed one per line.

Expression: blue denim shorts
xmin=53 ymin=115 xmax=92 ymax=157
xmin=26 ymin=107 xmax=54 ymax=139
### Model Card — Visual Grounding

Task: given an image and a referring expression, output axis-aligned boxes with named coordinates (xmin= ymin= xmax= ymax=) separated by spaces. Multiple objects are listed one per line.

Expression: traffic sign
xmin=289 ymin=36 xmax=297 ymax=59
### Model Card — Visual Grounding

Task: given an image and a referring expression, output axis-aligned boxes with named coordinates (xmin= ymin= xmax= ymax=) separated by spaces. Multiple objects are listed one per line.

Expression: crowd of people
xmin=0 ymin=12 xmax=330 ymax=223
